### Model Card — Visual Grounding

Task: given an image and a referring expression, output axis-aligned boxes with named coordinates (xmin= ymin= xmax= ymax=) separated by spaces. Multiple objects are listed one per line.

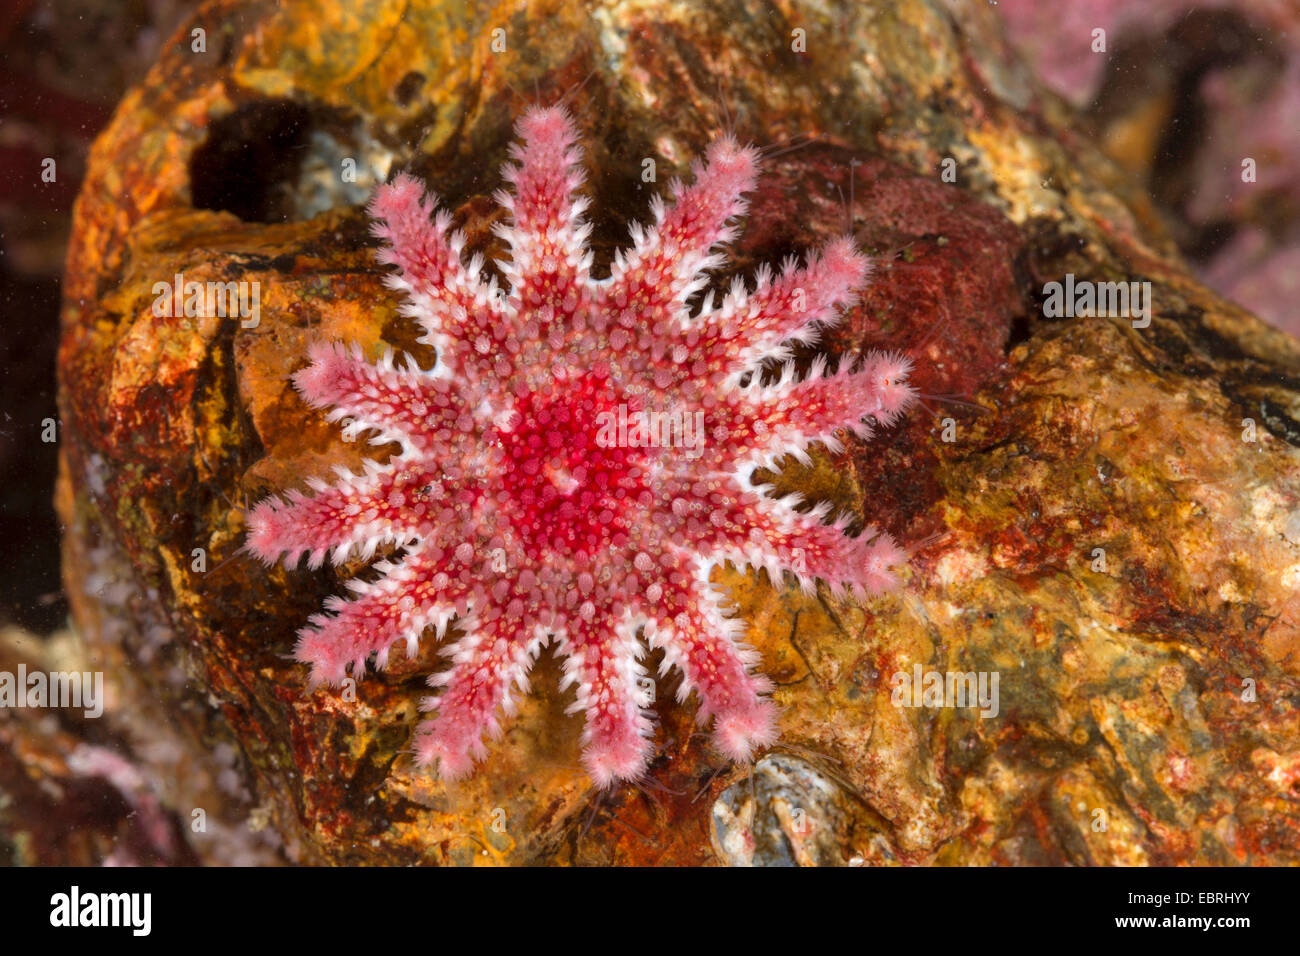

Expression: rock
xmin=47 ymin=0 xmax=1300 ymax=864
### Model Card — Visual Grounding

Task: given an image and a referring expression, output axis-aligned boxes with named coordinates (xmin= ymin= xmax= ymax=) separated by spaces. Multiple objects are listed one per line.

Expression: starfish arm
xmin=556 ymin=609 xmax=656 ymax=786
xmin=413 ymin=609 xmax=545 ymax=779
xmin=245 ymin=458 xmax=445 ymax=570
xmin=698 ymin=351 xmax=916 ymax=470
xmin=643 ymin=558 xmax=777 ymax=764
xmin=598 ymin=138 xmax=758 ymax=371
xmin=368 ymin=172 xmax=508 ymax=376
xmin=656 ymin=475 xmax=907 ymax=599
xmin=494 ymin=106 xmax=594 ymax=345
xmin=292 ymin=340 xmax=475 ymax=456
xmin=292 ymin=543 xmax=478 ymax=686
xmin=692 ymin=236 xmax=871 ymax=381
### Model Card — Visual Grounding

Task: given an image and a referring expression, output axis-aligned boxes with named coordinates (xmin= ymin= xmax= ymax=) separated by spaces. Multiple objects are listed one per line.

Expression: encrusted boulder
xmin=47 ymin=0 xmax=1300 ymax=864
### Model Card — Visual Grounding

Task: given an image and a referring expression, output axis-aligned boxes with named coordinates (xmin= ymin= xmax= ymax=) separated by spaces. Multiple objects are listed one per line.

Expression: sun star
xmin=246 ymin=105 xmax=915 ymax=786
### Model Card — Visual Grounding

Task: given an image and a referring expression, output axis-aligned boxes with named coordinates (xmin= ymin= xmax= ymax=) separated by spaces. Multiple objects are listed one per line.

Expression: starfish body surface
xmin=246 ymin=106 xmax=915 ymax=786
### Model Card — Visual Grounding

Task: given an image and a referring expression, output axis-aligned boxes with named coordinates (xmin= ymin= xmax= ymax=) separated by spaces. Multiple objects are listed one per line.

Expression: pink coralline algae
xmin=246 ymin=106 xmax=916 ymax=786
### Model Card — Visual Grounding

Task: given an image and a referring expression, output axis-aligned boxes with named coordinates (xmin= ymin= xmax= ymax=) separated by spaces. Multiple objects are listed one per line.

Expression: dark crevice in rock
xmin=393 ymin=71 xmax=427 ymax=107
xmin=189 ymin=98 xmax=389 ymax=224
xmin=189 ymin=99 xmax=314 ymax=223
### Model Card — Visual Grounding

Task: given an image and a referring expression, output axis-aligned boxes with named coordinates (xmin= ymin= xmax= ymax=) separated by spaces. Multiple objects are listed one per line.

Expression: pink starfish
xmin=246 ymin=106 xmax=915 ymax=787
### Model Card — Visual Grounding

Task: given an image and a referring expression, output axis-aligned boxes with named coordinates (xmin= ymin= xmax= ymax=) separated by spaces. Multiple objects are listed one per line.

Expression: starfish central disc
xmin=495 ymin=371 xmax=648 ymax=558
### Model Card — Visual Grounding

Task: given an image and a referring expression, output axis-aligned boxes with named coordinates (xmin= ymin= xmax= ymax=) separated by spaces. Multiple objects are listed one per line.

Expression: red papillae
xmin=245 ymin=105 xmax=915 ymax=786
xmin=495 ymin=370 xmax=647 ymax=556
